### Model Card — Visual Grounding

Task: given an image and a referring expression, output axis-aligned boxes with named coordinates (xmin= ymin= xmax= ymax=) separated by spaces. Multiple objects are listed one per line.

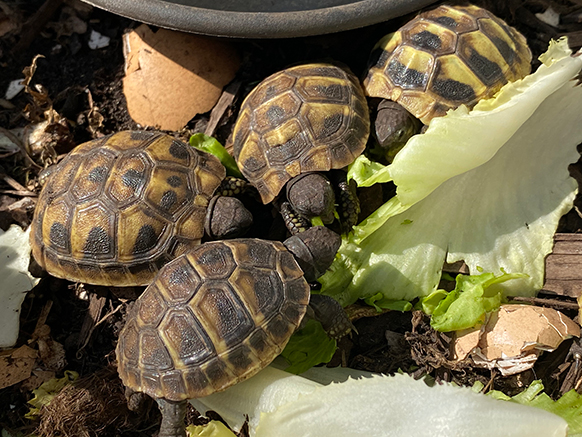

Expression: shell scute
xmin=457 ymin=31 xmax=508 ymax=87
xmin=71 ymin=201 xmax=116 ymax=260
xmin=43 ymin=198 xmax=72 ymax=253
xmin=158 ymin=257 xmax=201 ymax=303
xmin=160 ymin=371 xmax=188 ymax=401
xmin=431 ymin=54 xmax=484 ymax=103
xmin=192 ymin=282 xmax=255 ymax=347
xmin=145 ymin=135 xmax=192 ymax=167
xmin=386 ymin=46 xmax=434 ymax=91
xmin=402 ymin=21 xmax=458 ymax=56
xmin=139 ymin=330 xmax=173 ymax=371
xmin=117 ymin=204 xmax=168 ymax=261
xmin=136 ymin=284 xmax=168 ymax=327
xmin=145 ymin=166 xmax=192 ymax=219
xmin=229 ymin=267 xmax=284 ymax=321
xmin=119 ymin=318 xmax=140 ymax=365
xmin=254 ymin=91 xmax=302 ymax=133
xmin=106 ymin=154 xmax=150 ymax=206
xmin=159 ymin=309 xmax=213 ymax=366
xmin=295 ymin=76 xmax=349 ymax=104
xmin=234 ymin=239 xmax=279 ymax=268
xmin=70 ymin=149 xmax=115 ymax=202
xmin=44 ymin=155 xmax=82 ymax=199
xmin=247 ymin=73 xmax=296 ymax=108
xmin=422 ymin=5 xmax=480 ymax=33
xmin=189 ymin=243 xmax=237 ymax=280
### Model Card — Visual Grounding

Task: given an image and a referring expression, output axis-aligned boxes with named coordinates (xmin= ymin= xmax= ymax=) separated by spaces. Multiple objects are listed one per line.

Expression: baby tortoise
xmin=116 ymin=226 xmax=350 ymax=437
xmin=30 ymin=131 xmax=252 ymax=286
xmin=232 ymin=63 xmax=370 ymax=234
xmin=363 ymin=4 xmax=532 ymax=163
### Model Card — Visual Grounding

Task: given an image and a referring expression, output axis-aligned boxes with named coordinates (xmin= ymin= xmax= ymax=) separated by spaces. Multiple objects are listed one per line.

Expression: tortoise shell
xmin=363 ymin=4 xmax=532 ymax=124
xmin=115 ymin=239 xmax=310 ymax=401
xmin=232 ymin=63 xmax=370 ymax=204
xmin=30 ymin=131 xmax=226 ymax=286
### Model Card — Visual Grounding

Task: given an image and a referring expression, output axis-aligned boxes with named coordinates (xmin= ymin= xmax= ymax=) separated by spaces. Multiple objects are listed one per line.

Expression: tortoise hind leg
xmin=305 ymin=294 xmax=354 ymax=340
xmin=157 ymin=399 xmax=187 ymax=437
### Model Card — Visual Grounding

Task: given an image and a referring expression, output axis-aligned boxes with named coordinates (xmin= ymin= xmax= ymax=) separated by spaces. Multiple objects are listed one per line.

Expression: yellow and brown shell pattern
xmin=30 ymin=131 xmax=225 ymax=287
xmin=232 ymin=63 xmax=370 ymax=205
xmin=116 ymin=239 xmax=310 ymax=401
xmin=364 ymin=4 xmax=532 ymax=124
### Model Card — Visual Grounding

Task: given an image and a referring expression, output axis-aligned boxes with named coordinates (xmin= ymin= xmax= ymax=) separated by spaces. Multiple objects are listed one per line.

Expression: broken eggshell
xmin=453 ymin=304 xmax=580 ymax=376
xmin=0 ymin=225 xmax=40 ymax=348
xmin=122 ymin=24 xmax=240 ymax=131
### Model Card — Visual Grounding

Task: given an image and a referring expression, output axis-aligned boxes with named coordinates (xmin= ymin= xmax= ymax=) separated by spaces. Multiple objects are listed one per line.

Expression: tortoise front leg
xmin=335 ymin=177 xmax=360 ymax=233
xmin=157 ymin=398 xmax=187 ymax=437
xmin=304 ymin=294 xmax=354 ymax=340
xmin=281 ymin=201 xmax=311 ymax=235
xmin=217 ymin=176 xmax=258 ymax=198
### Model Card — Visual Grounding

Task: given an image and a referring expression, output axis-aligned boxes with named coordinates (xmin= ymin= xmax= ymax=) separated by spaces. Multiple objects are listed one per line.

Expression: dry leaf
xmin=453 ymin=304 xmax=580 ymax=375
xmin=20 ymin=369 xmax=56 ymax=392
xmin=32 ymin=324 xmax=67 ymax=372
xmin=122 ymin=25 xmax=240 ymax=130
xmin=0 ymin=345 xmax=38 ymax=389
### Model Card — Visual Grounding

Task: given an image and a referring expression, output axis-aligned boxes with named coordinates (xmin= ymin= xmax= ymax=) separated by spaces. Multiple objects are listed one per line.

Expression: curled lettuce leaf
xmin=322 ymin=39 xmax=582 ymax=305
xmin=427 ymin=270 xmax=527 ymax=332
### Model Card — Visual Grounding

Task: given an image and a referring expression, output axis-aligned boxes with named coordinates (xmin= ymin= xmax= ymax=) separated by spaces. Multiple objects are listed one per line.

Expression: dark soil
xmin=1 ymin=0 xmax=582 ymax=436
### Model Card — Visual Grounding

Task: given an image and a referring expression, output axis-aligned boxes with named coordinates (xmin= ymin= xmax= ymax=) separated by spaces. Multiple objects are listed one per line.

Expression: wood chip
xmin=76 ymin=292 xmax=106 ymax=354
xmin=543 ymin=233 xmax=582 ymax=298
xmin=204 ymin=80 xmax=241 ymax=138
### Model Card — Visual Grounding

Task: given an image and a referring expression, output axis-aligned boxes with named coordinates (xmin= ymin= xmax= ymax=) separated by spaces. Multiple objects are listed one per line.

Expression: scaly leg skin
xmin=336 ymin=178 xmax=360 ymax=233
xmin=281 ymin=201 xmax=311 ymax=235
xmin=217 ymin=176 xmax=258 ymax=199
xmin=306 ymin=294 xmax=354 ymax=340
xmin=157 ymin=398 xmax=187 ymax=437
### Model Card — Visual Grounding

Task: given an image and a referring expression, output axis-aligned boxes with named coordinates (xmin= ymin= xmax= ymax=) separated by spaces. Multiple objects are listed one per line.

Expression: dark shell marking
xmin=364 ymin=4 xmax=532 ymax=123
xmin=116 ymin=239 xmax=310 ymax=401
xmin=30 ymin=131 xmax=226 ymax=286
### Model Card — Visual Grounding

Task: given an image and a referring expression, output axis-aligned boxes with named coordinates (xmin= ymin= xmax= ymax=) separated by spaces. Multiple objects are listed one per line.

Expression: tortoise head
xmin=369 ymin=99 xmax=421 ymax=164
xmin=286 ymin=173 xmax=336 ymax=224
xmin=204 ymin=195 xmax=253 ymax=240
xmin=283 ymin=226 xmax=341 ymax=282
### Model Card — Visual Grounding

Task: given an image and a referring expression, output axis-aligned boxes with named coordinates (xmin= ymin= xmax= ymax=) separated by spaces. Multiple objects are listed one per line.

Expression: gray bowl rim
xmin=81 ymin=0 xmax=438 ymax=38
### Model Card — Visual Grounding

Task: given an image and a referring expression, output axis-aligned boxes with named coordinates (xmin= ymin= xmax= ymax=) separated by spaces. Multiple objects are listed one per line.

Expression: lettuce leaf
xmin=279 ymin=319 xmax=336 ymax=374
xmin=486 ymin=380 xmax=582 ymax=435
xmin=321 ymin=39 xmax=582 ymax=306
xmin=189 ymin=133 xmax=243 ymax=178
xmin=428 ymin=270 xmax=527 ymax=332
xmin=191 ymin=367 xmax=568 ymax=436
